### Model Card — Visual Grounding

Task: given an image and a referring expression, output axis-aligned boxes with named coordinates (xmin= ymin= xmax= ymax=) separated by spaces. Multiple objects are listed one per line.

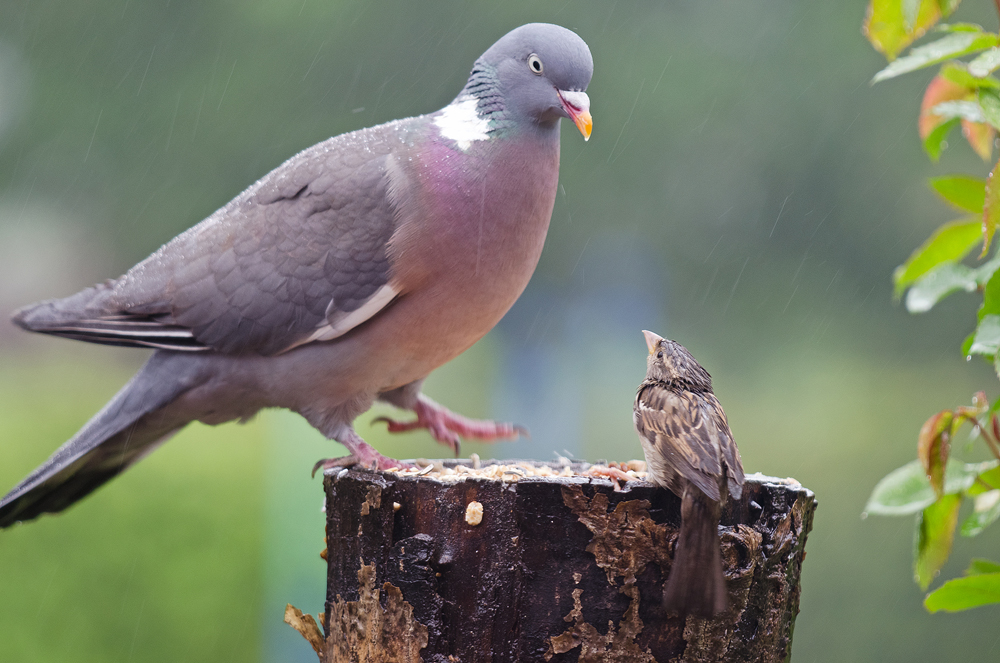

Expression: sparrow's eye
xmin=656 ymin=351 xmax=663 ymax=359
xmin=527 ymin=54 xmax=543 ymax=75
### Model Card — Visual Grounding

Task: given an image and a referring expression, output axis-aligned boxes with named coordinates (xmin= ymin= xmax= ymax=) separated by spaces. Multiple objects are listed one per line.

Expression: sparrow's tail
xmin=0 ymin=352 xmax=203 ymax=528
xmin=663 ymin=486 xmax=728 ymax=618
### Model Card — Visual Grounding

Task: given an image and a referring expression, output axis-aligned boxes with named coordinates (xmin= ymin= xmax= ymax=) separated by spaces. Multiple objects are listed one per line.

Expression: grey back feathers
xmin=15 ymin=128 xmax=405 ymax=356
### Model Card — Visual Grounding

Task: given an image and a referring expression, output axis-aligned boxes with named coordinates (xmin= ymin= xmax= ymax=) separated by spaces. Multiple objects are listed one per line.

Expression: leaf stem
xmin=971 ymin=417 xmax=1000 ymax=461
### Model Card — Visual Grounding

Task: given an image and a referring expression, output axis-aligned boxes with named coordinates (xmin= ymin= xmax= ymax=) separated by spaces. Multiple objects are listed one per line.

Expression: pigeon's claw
xmin=585 ymin=465 xmax=634 ymax=492
xmin=313 ymin=431 xmax=412 ymax=476
xmin=374 ymin=414 xmax=462 ymax=456
xmin=375 ymin=395 xmax=526 ymax=456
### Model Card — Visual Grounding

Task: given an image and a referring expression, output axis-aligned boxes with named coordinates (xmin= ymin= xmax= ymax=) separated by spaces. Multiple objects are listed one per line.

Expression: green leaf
xmin=962 ymin=331 xmax=975 ymax=356
xmin=906 ymin=253 xmax=1000 ymax=313
xmin=864 ymin=0 xmax=958 ymax=61
xmin=979 ymin=88 xmax=1000 ymax=128
xmin=940 ymin=63 xmax=1000 ymax=89
xmin=924 ymin=117 xmax=960 ymax=161
xmin=929 ymin=176 xmax=986 ymax=212
xmin=930 ymin=99 xmax=986 ymax=122
xmin=969 ymin=47 xmax=1000 ymax=77
xmin=969 ymin=314 xmax=1000 ymax=355
xmin=960 ymin=489 xmax=1000 ymax=536
xmin=904 ymin=262 xmax=978 ymax=312
xmin=924 ymin=572 xmax=1000 ymax=611
xmin=983 ymin=159 xmax=1000 ymax=255
xmin=893 ymin=218 xmax=982 ymax=296
xmin=968 ymin=465 xmax=1000 ymax=496
xmin=873 ymin=31 xmax=1000 ymax=83
xmin=935 ymin=22 xmax=986 ymax=33
xmin=979 ymin=267 xmax=1000 ymax=321
xmin=865 ymin=458 xmax=985 ymax=516
xmin=915 ymin=493 xmax=961 ymax=590
xmin=974 ymin=252 xmax=1000 ymax=283
xmin=968 ymin=558 xmax=1000 ymax=574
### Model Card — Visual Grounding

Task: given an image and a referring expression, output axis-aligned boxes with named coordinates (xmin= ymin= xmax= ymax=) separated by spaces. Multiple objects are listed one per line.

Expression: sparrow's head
xmin=641 ymin=330 xmax=713 ymax=391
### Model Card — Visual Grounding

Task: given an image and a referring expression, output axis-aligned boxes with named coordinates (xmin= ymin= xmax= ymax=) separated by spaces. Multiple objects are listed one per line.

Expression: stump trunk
xmin=302 ymin=460 xmax=815 ymax=663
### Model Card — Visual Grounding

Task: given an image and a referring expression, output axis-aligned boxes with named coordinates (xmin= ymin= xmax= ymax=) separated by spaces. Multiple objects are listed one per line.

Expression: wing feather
xmin=635 ymin=383 xmax=740 ymax=501
xmin=14 ymin=119 xmax=420 ymax=356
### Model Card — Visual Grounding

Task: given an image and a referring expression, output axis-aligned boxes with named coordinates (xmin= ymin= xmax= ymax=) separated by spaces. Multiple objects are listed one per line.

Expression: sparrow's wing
xmin=635 ymin=383 xmax=728 ymax=502
xmin=14 ymin=126 xmax=413 ymax=356
xmin=701 ymin=392 xmax=745 ymax=498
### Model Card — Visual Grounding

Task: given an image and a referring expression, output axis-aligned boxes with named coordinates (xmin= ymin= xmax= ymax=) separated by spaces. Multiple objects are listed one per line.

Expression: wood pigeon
xmin=0 ymin=23 xmax=594 ymax=527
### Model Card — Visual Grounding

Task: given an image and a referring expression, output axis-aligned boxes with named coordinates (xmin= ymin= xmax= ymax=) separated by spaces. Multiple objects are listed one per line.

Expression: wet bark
xmin=310 ymin=460 xmax=816 ymax=663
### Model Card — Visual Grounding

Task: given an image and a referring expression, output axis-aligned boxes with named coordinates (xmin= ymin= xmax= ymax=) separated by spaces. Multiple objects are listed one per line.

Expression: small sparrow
xmin=633 ymin=331 xmax=744 ymax=617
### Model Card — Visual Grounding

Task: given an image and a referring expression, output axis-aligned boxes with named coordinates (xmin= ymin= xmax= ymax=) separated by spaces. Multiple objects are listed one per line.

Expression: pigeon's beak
xmin=642 ymin=330 xmax=664 ymax=355
xmin=557 ymin=90 xmax=593 ymax=141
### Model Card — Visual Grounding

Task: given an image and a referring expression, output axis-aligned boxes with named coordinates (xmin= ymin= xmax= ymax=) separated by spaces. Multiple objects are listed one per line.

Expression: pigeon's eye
xmin=527 ymin=54 xmax=543 ymax=75
xmin=656 ymin=351 xmax=663 ymax=359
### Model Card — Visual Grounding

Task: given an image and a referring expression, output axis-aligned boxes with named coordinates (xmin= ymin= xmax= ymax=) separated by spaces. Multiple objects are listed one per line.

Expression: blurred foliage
xmin=864 ymin=0 xmax=1000 ymax=613
xmin=4 ymin=0 xmax=1000 ymax=661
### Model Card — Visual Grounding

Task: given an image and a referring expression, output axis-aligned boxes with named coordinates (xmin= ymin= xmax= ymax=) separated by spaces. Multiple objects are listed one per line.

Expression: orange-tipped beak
xmin=642 ymin=330 xmax=664 ymax=355
xmin=558 ymin=90 xmax=593 ymax=141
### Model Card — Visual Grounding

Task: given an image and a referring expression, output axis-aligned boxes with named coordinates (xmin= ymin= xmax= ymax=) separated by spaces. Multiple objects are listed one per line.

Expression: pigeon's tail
xmin=12 ymin=286 xmax=207 ymax=352
xmin=0 ymin=352 xmax=202 ymax=528
xmin=663 ymin=485 xmax=729 ymax=618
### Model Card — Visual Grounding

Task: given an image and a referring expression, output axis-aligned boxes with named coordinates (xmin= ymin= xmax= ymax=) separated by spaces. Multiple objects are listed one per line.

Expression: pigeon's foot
xmin=312 ymin=433 xmax=410 ymax=476
xmin=585 ymin=464 xmax=634 ymax=492
xmin=374 ymin=395 xmax=527 ymax=456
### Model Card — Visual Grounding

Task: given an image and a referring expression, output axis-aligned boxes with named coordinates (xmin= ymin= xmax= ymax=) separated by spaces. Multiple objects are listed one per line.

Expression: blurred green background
xmin=2 ymin=0 xmax=1000 ymax=660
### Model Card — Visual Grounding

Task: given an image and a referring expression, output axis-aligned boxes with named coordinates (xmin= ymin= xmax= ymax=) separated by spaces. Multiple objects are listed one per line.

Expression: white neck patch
xmin=434 ymin=96 xmax=490 ymax=150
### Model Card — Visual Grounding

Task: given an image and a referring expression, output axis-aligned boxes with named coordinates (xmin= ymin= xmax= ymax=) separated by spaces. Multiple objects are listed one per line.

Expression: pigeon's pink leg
xmin=585 ymin=465 xmax=634 ymax=491
xmin=374 ymin=394 xmax=527 ymax=455
xmin=312 ymin=429 xmax=412 ymax=476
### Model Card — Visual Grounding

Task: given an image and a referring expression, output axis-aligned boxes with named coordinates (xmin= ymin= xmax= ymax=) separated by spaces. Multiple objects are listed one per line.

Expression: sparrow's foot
xmin=373 ymin=395 xmax=527 ymax=456
xmin=312 ymin=433 xmax=411 ymax=476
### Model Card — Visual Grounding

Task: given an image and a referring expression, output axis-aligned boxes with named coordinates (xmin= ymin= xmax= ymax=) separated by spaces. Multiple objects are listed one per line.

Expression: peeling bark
xmin=305 ymin=461 xmax=815 ymax=663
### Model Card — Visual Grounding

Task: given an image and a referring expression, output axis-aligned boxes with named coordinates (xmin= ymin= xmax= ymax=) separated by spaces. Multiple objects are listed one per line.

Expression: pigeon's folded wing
xmin=14 ymin=128 xmax=413 ymax=356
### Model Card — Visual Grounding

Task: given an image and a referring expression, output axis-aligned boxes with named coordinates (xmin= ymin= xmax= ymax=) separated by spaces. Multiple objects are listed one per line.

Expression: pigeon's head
xmin=641 ymin=331 xmax=713 ymax=391
xmin=474 ymin=23 xmax=593 ymax=140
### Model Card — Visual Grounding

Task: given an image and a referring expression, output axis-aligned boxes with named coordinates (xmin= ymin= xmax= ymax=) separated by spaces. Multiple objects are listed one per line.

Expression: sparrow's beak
xmin=642 ymin=330 xmax=664 ymax=355
xmin=557 ymin=90 xmax=593 ymax=141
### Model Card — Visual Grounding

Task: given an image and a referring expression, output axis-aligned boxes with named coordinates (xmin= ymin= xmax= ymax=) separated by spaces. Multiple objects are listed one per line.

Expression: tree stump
xmin=287 ymin=459 xmax=816 ymax=663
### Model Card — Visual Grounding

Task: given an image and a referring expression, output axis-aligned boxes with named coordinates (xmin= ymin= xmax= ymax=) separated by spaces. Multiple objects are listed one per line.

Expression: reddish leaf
xmin=918 ymin=411 xmax=953 ymax=497
xmin=920 ymin=75 xmax=972 ymax=140
xmin=955 ymin=390 xmax=990 ymax=419
xmin=962 ymin=118 xmax=995 ymax=161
